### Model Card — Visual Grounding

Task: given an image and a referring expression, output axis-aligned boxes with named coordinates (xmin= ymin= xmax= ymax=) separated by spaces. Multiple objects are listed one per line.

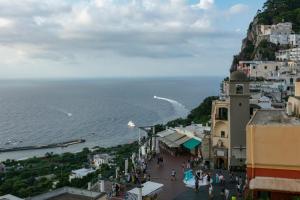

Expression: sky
xmin=0 ymin=0 xmax=265 ymax=79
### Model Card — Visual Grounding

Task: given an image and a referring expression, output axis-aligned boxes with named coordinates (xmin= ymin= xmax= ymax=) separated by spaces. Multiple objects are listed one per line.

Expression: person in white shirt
xmin=209 ymin=184 xmax=213 ymax=199
xmin=225 ymin=188 xmax=230 ymax=200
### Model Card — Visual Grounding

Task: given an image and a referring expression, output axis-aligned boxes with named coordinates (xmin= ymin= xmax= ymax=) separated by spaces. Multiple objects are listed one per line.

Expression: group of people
xmin=194 ymin=169 xmax=211 ymax=192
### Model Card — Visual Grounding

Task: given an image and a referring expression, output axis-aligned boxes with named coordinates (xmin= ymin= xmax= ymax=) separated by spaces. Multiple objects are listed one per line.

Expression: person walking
xmin=215 ymin=173 xmax=219 ymax=184
xmin=225 ymin=188 xmax=230 ymax=200
xmin=195 ymin=175 xmax=199 ymax=192
xmin=208 ymin=184 xmax=214 ymax=199
xmin=181 ymin=162 xmax=185 ymax=173
xmin=171 ymin=169 xmax=176 ymax=181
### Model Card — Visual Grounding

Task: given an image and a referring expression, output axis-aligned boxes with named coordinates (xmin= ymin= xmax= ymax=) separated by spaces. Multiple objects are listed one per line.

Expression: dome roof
xmin=230 ymin=71 xmax=248 ymax=82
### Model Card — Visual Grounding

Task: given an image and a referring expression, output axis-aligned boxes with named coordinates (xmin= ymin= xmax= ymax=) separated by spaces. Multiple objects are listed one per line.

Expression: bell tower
xmin=228 ymin=71 xmax=250 ymax=170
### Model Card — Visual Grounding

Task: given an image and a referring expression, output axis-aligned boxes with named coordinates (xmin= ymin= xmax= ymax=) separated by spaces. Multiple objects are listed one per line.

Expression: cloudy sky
xmin=0 ymin=0 xmax=264 ymax=78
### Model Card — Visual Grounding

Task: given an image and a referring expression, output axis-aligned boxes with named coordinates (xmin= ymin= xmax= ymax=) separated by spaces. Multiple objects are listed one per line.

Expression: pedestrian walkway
xmin=147 ymin=151 xmax=246 ymax=200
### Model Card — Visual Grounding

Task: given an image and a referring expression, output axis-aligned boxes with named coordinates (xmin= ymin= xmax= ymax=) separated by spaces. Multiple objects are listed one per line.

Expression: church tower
xmin=229 ymin=71 xmax=250 ymax=170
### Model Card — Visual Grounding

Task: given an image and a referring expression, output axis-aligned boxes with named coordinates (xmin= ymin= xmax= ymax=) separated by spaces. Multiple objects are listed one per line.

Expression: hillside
xmin=231 ymin=0 xmax=300 ymax=71
xmin=154 ymin=96 xmax=218 ymax=132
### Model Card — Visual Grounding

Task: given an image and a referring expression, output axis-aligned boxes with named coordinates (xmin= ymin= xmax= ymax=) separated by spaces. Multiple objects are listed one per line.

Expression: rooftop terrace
xmin=249 ymin=109 xmax=300 ymax=125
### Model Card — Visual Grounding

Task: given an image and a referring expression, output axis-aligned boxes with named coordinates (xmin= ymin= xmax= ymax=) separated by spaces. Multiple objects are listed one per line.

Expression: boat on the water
xmin=128 ymin=121 xmax=135 ymax=127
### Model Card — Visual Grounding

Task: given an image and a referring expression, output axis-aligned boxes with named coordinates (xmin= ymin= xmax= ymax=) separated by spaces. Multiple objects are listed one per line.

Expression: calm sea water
xmin=0 ymin=77 xmax=222 ymax=160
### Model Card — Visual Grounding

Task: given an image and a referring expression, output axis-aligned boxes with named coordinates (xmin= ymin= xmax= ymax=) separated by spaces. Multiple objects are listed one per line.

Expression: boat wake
xmin=154 ymin=96 xmax=189 ymax=117
xmin=50 ymin=106 xmax=73 ymax=117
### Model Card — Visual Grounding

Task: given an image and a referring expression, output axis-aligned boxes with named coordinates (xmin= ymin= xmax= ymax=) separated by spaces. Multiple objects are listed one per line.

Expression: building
xmin=69 ymin=168 xmax=95 ymax=182
xmin=237 ymin=61 xmax=286 ymax=78
xmin=210 ymin=99 xmax=229 ymax=169
xmin=246 ymin=110 xmax=300 ymax=199
xmin=26 ymin=187 xmax=105 ymax=200
xmin=0 ymin=163 xmax=6 ymax=173
xmin=259 ymin=23 xmax=292 ymax=36
xmin=258 ymin=22 xmax=300 ymax=46
xmin=126 ymin=181 xmax=164 ymax=200
xmin=211 ymin=71 xmax=250 ymax=170
xmin=92 ymin=154 xmax=114 ymax=169
xmin=228 ymin=71 xmax=250 ymax=170
xmin=0 ymin=195 xmax=23 ymax=200
xmin=276 ymin=47 xmax=300 ymax=62
xmin=289 ymin=34 xmax=300 ymax=47
xmin=157 ymin=124 xmax=209 ymax=157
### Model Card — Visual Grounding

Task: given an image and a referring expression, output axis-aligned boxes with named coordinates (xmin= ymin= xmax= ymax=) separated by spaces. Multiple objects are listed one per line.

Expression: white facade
xmin=69 ymin=168 xmax=95 ymax=181
xmin=175 ymin=124 xmax=210 ymax=141
xmin=248 ymin=61 xmax=286 ymax=78
xmin=250 ymin=96 xmax=272 ymax=109
xmin=93 ymin=154 xmax=112 ymax=169
xmin=0 ymin=195 xmax=23 ymax=200
xmin=276 ymin=48 xmax=300 ymax=62
xmin=0 ymin=163 xmax=5 ymax=173
xmin=289 ymin=34 xmax=300 ymax=46
xmin=270 ymin=34 xmax=290 ymax=45
xmin=260 ymin=23 xmax=292 ymax=36
xmin=259 ymin=23 xmax=300 ymax=46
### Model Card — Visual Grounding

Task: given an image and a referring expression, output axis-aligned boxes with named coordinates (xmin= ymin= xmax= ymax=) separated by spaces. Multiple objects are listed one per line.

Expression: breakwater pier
xmin=0 ymin=139 xmax=85 ymax=153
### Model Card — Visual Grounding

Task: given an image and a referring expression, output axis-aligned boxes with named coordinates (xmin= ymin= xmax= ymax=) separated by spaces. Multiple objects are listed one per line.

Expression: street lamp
xmin=128 ymin=121 xmax=142 ymax=163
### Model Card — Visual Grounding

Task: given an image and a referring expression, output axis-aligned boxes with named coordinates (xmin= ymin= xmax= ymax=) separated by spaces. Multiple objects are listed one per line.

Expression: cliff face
xmin=230 ymin=0 xmax=300 ymax=72
xmin=230 ymin=16 xmax=278 ymax=72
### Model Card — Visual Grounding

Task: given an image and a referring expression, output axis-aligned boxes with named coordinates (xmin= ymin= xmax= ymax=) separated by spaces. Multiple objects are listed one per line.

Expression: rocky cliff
xmin=230 ymin=0 xmax=300 ymax=72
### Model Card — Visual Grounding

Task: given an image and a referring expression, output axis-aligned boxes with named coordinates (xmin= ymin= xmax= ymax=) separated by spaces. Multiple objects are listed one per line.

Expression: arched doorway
xmin=216 ymin=157 xmax=225 ymax=169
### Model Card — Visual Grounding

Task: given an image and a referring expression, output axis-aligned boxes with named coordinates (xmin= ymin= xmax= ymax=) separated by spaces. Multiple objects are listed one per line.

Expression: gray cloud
xmin=0 ymin=0 xmax=253 ymax=78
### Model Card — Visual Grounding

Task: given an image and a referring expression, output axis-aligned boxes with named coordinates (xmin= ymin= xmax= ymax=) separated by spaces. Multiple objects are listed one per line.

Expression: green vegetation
xmin=257 ymin=0 xmax=300 ymax=33
xmin=0 ymin=142 xmax=138 ymax=198
xmin=240 ymin=39 xmax=255 ymax=61
xmin=255 ymin=39 xmax=277 ymax=60
xmin=155 ymin=96 xmax=218 ymax=131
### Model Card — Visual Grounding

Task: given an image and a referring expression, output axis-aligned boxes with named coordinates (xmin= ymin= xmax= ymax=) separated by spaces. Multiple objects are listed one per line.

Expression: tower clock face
xmin=235 ymin=84 xmax=244 ymax=94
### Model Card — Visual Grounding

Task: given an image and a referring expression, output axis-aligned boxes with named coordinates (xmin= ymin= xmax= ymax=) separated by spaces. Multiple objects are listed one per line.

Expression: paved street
xmin=147 ymin=150 xmax=246 ymax=200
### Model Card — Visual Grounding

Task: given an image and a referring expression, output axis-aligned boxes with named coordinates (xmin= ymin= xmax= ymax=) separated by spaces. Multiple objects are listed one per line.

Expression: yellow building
xmin=211 ymin=71 xmax=250 ymax=170
xmin=211 ymin=99 xmax=229 ymax=169
xmin=246 ymin=79 xmax=300 ymax=199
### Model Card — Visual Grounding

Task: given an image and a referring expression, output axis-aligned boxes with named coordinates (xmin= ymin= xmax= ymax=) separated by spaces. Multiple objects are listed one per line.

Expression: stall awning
xmin=157 ymin=129 xmax=176 ymax=137
xmin=183 ymin=138 xmax=201 ymax=150
xmin=249 ymin=177 xmax=300 ymax=193
xmin=158 ymin=132 xmax=185 ymax=148
xmin=175 ymin=136 xmax=191 ymax=146
xmin=127 ymin=181 xmax=164 ymax=197
xmin=165 ymin=132 xmax=185 ymax=142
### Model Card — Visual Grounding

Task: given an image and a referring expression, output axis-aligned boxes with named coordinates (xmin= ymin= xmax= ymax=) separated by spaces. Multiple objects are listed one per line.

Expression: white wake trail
xmin=49 ymin=106 xmax=73 ymax=117
xmin=154 ymin=96 xmax=189 ymax=117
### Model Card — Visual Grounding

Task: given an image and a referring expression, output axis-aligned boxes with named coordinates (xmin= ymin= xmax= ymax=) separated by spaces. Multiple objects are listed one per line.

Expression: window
xmin=252 ymin=66 xmax=256 ymax=70
xmin=217 ymin=107 xmax=228 ymax=120
xmin=236 ymin=84 xmax=244 ymax=94
xmin=221 ymin=131 xmax=225 ymax=138
xmin=275 ymin=66 xmax=278 ymax=71
xmin=264 ymin=66 xmax=267 ymax=70
xmin=290 ymin=78 xmax=294 ymax=84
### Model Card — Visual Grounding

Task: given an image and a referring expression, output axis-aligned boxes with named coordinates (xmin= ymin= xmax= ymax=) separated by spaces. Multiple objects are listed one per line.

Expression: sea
xmin=0 ymin=77 xmax=222 ymax=161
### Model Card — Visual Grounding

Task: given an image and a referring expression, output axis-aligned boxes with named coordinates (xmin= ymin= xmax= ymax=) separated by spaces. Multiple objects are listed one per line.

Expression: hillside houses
xmin=258 ymin=22 xmax=300 ymax=46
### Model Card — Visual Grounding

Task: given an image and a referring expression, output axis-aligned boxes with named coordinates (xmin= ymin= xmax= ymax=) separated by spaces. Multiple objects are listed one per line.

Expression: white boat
xmin=128 ymin=121 xmax=135 ymax=127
